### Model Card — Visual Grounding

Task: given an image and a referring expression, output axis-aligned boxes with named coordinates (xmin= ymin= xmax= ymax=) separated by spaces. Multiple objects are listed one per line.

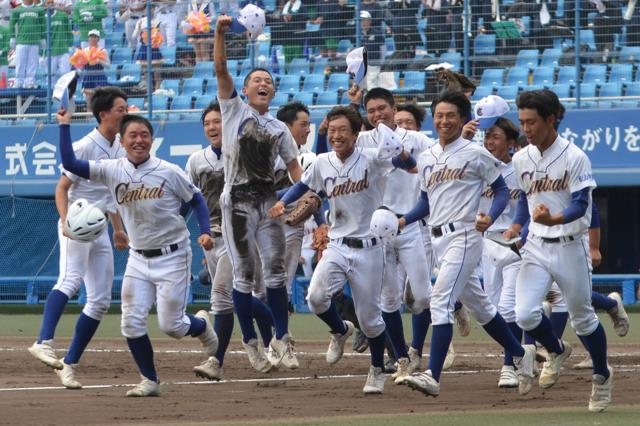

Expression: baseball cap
xmin=360 ymin=10 xmax=372 ymax=20
xmin=376 ymin=122 xmax=403 ymax=159
xmin=53 ymin=70 xmax=78 ymax=112
xmin=229 ymin=4 xmax=266 ymax=39
xmin=474 ymin=95 xmax=510 ymax=129
xmin=88 ymin=29 xmax=101 ymax=38
xmin=346 ymin=47 xmax=367 ymax=86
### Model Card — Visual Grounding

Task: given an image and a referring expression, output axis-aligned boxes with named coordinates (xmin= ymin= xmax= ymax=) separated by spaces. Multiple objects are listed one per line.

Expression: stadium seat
xmin=479 ymin=68 xmax=504 ymax=87
xmin=194 ymin=61 xmax=214 ymax=79
xmin=580 ymin=29 xmax=597 ymax=51
xmin=578 ymin=83 xmax=597 ymax=98
xmin=170 ymin=95 xmax=193 ymax=111
xmin=238 ymin=58 xmax=253 ymax=77
xmin=160 ymin=46 xmax=176 ymax=66
xmin=105 ymin=31 xmax=124 ymax=49
xmin=384 ymin=37 xmax=396 ymax=57
xmin=127 ymin=98 xmax=145 ymax=110
xmin=288 ymin=58 xmax=311 ymax=76
xmin=599 ymin=82 xmax=622 ymax=98
xmin=205 ymin=80 xmax=218 ymax=95
xmin=608 ymin=64 xmax=634 ymax=84
xmin=271 ymin=92 xmax=290 ymax=107
xmin=292 ymin=92 xmax=314 ymax=105
xmin=150 ymin=94 xmax=169 ymax=110
xmin=550 ymin=84 xmax=571 ymax=99
xmin=337 ymin=39 xmax=353 ymax=56
xmin=226 ymin=59 xmax=239 ymax=76
xmin=506 ymin=67 xmax=529 ymax=87
xmin=326 ymin=73 xmax=350 ymax=92
xmin=117 ymin=63 xmax=141 ymax=85
xmin=257 ymin=41 xmax=271 ymax=58
xmin=496 ymin=85 xmax=519 ymax=100
xmin=439 ymin=51 xmax=462 ymax=71
xmin=111 ymin=47 xmax=133 ymax=65
xmin=160 ymin=79 xmax=181 ymax=95
xmin=474 ymin=34 xmax=496 ymax=55
xmin=302 ymin=74 xmax=325 ymax=93
xmin=182 ymin=77 xmax=205 ymax=95
xmin=233 ymin=75 xmax=245 ymax=92
xmin=556 ymin=66 xmax=578 ymax=86
xmin=105 ymin=67 xmax=119 ymax=85
xmin=175 ymin=32 xmax=191 ymax=50
xmin=316 ymin=91 xmax=338 ymax=106
xmin=471 ymin=85 xmax=494 ymax=101
xmin=625 ymin=82 xmax=640 ymax=97
xmin=195 ymin=95 xmax=217 ymax=110
xmin=515 ymin=49 xmax=539 ymax=70
xmin=278 ymin=74 xmax=301 ymax=93
xmin=583 ymin=64 xmax=607 ymax=84
xmin=619 ymin=46 xmax=640 ymax=63
xmin=309 ymin=107 xmax=330 ymax=122
xmin=311 ymin=57 xmax=329 ymax=74
xmin=395 ymin=71 xmax=425 ymax=95
xmin=531 ymin=66 xmax=555 ymax=86
xmin=264 ymin=0 xmax=277 ymax=12
xmin=540 ymin=48 xmax=562 ymax=68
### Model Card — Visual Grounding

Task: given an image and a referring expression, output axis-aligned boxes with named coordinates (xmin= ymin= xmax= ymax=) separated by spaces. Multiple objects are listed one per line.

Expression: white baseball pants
xmin=283 ymin=221 xmax=305 ymax=297
xmin=14 ymin=44 xmax=38 ymax=87
xmin=481 ymin=237 xmax=521 ymax=323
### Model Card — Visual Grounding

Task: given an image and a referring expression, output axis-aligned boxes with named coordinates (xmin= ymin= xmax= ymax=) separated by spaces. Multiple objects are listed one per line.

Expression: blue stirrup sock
xmin=550 ymin=311 xmax=569 ymax=339
xmin=382 ymin=310 xmax=409 ymax=359
xmin=38 ymin=289 xmax=69 ymax=342
xmin=411 ymin=309 xmax=431 ymax=356
xmin=578 ymin=323 xmax=610 ymax=379
xmin=185 ymin=313 xmax=206 ymax=337
xmin=214 ymin=313 xmax=234 ymax=365
xmin=126 ymin=335 xmax=157 ymax=382
xmin=524 ymin=314 xmax=563 ymax=354
xmin=483 ymin=313 xmax=525 ymax=358
xmin=368 ymin=331 xmax=386 ymax=369
xmin=266 ymin=286 xmax=289 ymax=340
xmin=317 ymin=300 xmax=348 ymax=335
xmin=591 ymin=291 xmax=616 ymax=311
xmin=64 ymin=313 xmax=100 ymax=364
xmin=428 ymin=324 xmax=453 ymax=382
xmin=504 ymin=321 xmax=523 ymax=366
xmin=252 ymin=296 xmax=274 ymax=347
xmin=232 ymin=289 xmax=257 ymax=343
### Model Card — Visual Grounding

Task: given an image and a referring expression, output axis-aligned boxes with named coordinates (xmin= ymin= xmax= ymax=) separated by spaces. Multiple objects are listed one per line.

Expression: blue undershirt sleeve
xmin=315 ymin=133 xmax=328 ymax=154
xmin=561 ymin=187 xmax=590 ymax=224
xmin=589 ymin=199 xmax=600 ymax=229
xmin=403 ymin=190 xmax=430 ymax=225
xmin=280 ymin=181 xmax=310 ymax=206
xmin=513 ymin=191 xmax=530 ymax=226
xmin=189 ymin=192 xmax=211 ymax=235
xmin=487 ymin=175 xmax=509 ymax=221
xmin=391 ymin=153 xmax=417 ymax=170
xmin=59 ymin=124 xmax=90 ymax=179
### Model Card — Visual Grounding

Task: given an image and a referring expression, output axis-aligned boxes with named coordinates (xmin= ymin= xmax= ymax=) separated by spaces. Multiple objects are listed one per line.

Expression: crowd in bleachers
xmin=0 ymin=0 xmax=639 ymax=120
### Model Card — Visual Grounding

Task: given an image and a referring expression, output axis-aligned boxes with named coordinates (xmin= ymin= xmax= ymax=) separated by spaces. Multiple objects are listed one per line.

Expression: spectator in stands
xmin=155 ymin=0 xmax=179 ymax=48
xmin=117 ymin=1 xmax=147 ymax=50
xmin=625 ymin=0 xmax=640 ymax=46
xmin=0 ymin=0 xmax=13 ymax=30
xmin=73 ymin=0 xmax=108 ymax=49
xmin=9 ymin=0 xmax=45 ymax=88
xmin=360 ymin=10 xmax=389 ymax=90
xmin=133 ymin=12 xmax=164 ymax=91
xmin=44 ymin=0 xmax=73 ymax=83
xmin=589 ymin=1 xmax=625 ymax=61
xmin=422 ymin=0 xmax=449 ymax=55
xmin=183 ymin=0 xmax=215 ymax=63
xmin=361 ymin=0 xmax=387 ymax=33
xmin=80 ymin=29 xmax=110 ymax=108
xmin=314 ymin=0 xmax=352 ymax=58
xmin=389 ymin=0 xmax=421 ymax=58
xmin=273 ymin=0 xmax=308 ymax=61
xmin=0 ymin=21 xmax=8 ymax=88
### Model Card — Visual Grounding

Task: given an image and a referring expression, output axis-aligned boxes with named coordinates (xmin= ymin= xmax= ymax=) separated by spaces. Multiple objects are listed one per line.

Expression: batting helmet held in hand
xmin=369 ymin=207 xmax=399 ymax=241
xmin=65 ymin=198 xmax=108 ymax=242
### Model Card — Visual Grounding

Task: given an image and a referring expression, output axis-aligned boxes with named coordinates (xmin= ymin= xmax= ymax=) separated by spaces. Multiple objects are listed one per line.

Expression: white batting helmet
xmin=376 ymin=122 xmax=403 ymax=159
xmin=65 ymin=198 xmax=108 ymax=242
xmin=298 ymin=152 xmax=317 ymax=172
xmin=369 ymin=207 xmax=399 ymax=241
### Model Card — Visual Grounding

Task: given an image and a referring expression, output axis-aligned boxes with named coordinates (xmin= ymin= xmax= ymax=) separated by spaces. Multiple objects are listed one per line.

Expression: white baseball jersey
xmin=357 ymin=126 xmax=434 ymax=214
xmin=218 ymin=94 xmax=298 ymax=194
xmin=61 ymin=128 xmax=124 ymax=214
xmin=417 ymin=136 xmax=502 ymax=227
xmin=302 ymin=147 xmax=393 ymax=239
xmin=478 ymin=161 xmax=522 ymax=232
xmin=89 ymin=156 xmax=200 ymax=250
xmin=512 ymin=135 xmax=596 ymax=238
xmin=185 ymin=146 xmax=224 ymax=235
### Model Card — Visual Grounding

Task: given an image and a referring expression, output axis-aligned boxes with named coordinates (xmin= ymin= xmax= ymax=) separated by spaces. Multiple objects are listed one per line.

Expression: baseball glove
xmin=312 ymin=223 xmax=329 ymax=252
xmin=284 ymin=191 xmax=322 ymax=226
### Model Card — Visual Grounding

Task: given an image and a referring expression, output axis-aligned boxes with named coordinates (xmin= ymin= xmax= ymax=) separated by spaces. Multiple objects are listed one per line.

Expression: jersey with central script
xmin=512 ymin=135 xmax=596 ymax=238
xmin=302 ymin=147 xmax=394 ymax=239
xmin=61 ymin=128 xmax=124 ymax=214
xmin=418 ymin=136 xmax=502 ymax=227
xmin=357 ymin=126 xmax=434 ymax=215
xmin=185 ymin=146 xmax=224 ymax=235
xmin=89 ymin=156 xmax=200 ymax=250
xmin=218 ymin=94 xmax=298 ymax=194
xmin=478 ymin=161 xmax=522 ymax=232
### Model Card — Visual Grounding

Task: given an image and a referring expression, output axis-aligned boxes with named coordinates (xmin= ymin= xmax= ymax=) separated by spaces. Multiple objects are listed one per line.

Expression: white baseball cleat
xmin=408 ymin=347 xmax=422 ymax=372
xmin=195 ymin=310 xmax=218 ymax=356
xmin=28 ymin=340 xmax=63 ymax=370
xmin=56 ymin=359 xmax=82 ymax=389
xmin=607 ymin=292 xmax=629 ymax=337
xmin=589 ymin=366 xmax=613 ymax=413
xmin=392 ymin=357 xmax=413 ymax=384
xmin=242 ymin=338 xmax=273 ymax=373
xmin=326 ymin=321 xmax=354 ymax=365
xmin=573 ymin=354 xmax=594 ymax=370
xmin=498 ymin=365 xmax=519 ymax=388
xmin=362 ymin=365 xmax=386 ymax=395
xmin=126 ymin=376 xmax=161 ymax=397
xmin=403 ymin=369 xmax=440 ymax=397
xmin=539 ymin=340 xmax=572 ymax=389
xmin=515 ymin=344 xmax=536 ymax=395
xmin=454 ymin=307 xmax=471 ymax=337
xmin=542 ymin=301 xmax=552 ymax=318
xmin=193 ymin=356 xmax=224 ymax=381
xmin=442 ymin=343 xmax=455 ymax=371
xmin=269 ymin=334 xmax=299 ymax=369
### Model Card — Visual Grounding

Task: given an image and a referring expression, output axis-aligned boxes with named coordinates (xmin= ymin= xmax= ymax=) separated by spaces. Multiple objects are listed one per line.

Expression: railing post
xmin=622 ymin=279 xmax=636 ymax=304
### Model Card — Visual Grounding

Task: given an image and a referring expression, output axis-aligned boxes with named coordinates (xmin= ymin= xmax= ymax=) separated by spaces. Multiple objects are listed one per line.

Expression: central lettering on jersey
xmin=482 ymin=187 xmax=522 ymax=199
xmin=115 ymin=181 xmax=166 ymax=204
xmin=325 ymin=170 xmax=369 ymax=198
xmin=521 ymin=170 xmax=569 ymax=194
xmin=425 ymin=161 xmax=470 ymax=188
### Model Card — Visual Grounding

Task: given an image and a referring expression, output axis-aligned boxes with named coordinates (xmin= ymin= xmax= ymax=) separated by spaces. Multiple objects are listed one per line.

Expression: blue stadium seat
xmin=384 ymin=37 xmax=396 ymax=57
xmin=117 ymin=63 xmax=141 ymax=85
xmin=233 ymin=75 xmax=245 ymax=92
xmin=111 ymin=47 xmax=133 ymax=65
xmin=150 ymin=94 xmax=169 ymax=110
xmin=175 ymin=31 xmax=191 ymax=50
xmin=506 ymin=67 xmax=529 ymax=87
xmin=496 ymin=85 xmax=519 ymax=100
xmin=127 ymin=98 xmax=145 ymax=110
xmin=160 ymin=46 xmax=176 ymax=66
xmin=608 ymin=64 xmax=634 ymax=84
xmin=309 ymin=108 xmax=330 ymax=122
xmin=271 ymin=92 xmax=290 ymax=107
xmin=471 ymin=85 xmax=494 ymax=101
xmin=531 ymin=66 xmax=555 ymax=86
xmin=395 ymin=71 xmax=425 ymax=95
xmin=257 ymin=41 xmax=271 ymax=57
xmin=194 ymin=61 xmax=214 ymax=79
xmin=599 ymin=82 xmax=622 ymax=98
xmin=550 ymin=84 xmax=571 ymax=99
xmin=337 ymin=39 xmax=353 ymax=56
xmin=479 ymin=68 xmax=504 ymax=87
xmin=316 ymin=91 xmax=338 ymax=106
xmin=540 ymin=48 xmax=562 ymax=68
xmin=578 ymin=83 xmax=597 ymax=98
xmin=311 ymin=57 xmax=329 ymax=74
xmin=226 ymin=59 xmax=239 ymax=76
xmin=556 ymin=66 xmax=578 ymax=86
xmin=302 ymin=74 xmax=325 ymax=94
xmin=292 ymin=92 xmax=314 ymax=105
xmin=439 ymin=51 xmax=462 ymax=71
xmin=626 ymin=82 xmax=640 ymax=97
xmin=238 ymin=58 xmax=253 ymax=77
xmin=170 ymin=95 xmax=193 ymax=110
xmin=278 ymin=74 xmax=301 ymax=93
xmin=195 ymin=95 xmax=217 ymax=110
xmin=205 ymin=79 xmax=218 ymax=95
xmin=474 ymin=34 xmax=496 ymax=55
xmin=326 ymin=73 xmax=350 ymax=92
xmin=105 ymin=67 xmax=119 ymax=85
xmin=580 ymin=29 xmax=597 ymax=51
xmin=619 ymin=46 xmax=640 ymax=63
xmin=583 ymin=64 xmax=607 ymax=84
xmin=105 ymin=31 xmax=124 ymax=50
xmin=160 ymin=79 xmax=181 ymax=95
xmin=515 ymin=49 xmax=539 ymax=71
xmin=264 ymin=0 xmax=277 ymax=12
xmin=182 ymin=77 xmax=205 ymax=95
xmin=288 ymin=58 xmax=311 ymax=76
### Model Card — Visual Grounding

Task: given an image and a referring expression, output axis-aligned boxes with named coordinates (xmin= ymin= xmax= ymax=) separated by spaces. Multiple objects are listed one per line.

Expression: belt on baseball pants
xmin=135 ymin=243 xmax=179 ymax=258
xmin=538 ymin=235 xmax=575 ymax=244
xmin=431 ymin=221 xmax=468 ymax=238
xmin=331 ymin=237 xmax=377 ymax=249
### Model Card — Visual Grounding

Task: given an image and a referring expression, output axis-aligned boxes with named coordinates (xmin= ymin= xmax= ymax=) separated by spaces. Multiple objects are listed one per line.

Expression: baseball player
xmin=356 ymin=88 xmax=434 ymax=381
xmin=214 ymin=15 xmax=303 ymax=372
xmin=504 ymin=89 xmax=612 ymax=412
xmin=28 ymin=87 xmax=128 ymax=389
xmin=57 ymin=112 xmax=218 ymax=397
xmin=9 ymin=0 xmax=45 ymax=88
xmin=399 ymin=90 xmax=536 ymax=397
xmin=271 ymin=106 xmax=419 ymax=395
xmin=72 ymin=0 xmax=108 ymax=48
xmin=186 ymin=102 xmax=278 ymax=379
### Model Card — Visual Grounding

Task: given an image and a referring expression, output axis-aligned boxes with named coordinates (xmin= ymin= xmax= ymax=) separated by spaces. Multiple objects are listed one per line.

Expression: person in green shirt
xmin=72 ymin=0 xmax=108 ymax=48
xmin=0 ymin=24 xmax=9 ymax=87
xmin=9 ymin=0 xmax=45 ymax=88
xmin=42 ymin=0 xmax=73 ymax=81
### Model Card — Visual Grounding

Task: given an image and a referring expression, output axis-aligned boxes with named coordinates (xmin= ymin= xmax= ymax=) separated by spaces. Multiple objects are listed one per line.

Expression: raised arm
xmin=214 ymin=15 xmax=234 ymax=99
xmin=57 ymin=109 xmax=90 ymax=179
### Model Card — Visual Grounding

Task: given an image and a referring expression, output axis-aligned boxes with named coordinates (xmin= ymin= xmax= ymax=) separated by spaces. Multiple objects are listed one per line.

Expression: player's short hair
xmin=120 ymin=114 xmax=153 ymax=137
xmin=396 ymin=103 xmax=427 ymax=128
xmin=516 ymin=89 xmax=562 ymax=122
xmin=91 ymin=87 xmax=128 ymax=123
xmin=554 ymin=103 xmax=566 ymax=130
xmin=430 ymin=90 xmax=471 ymax=120
xmin=364 ymin=87 xmax=395 ymax=109
xmin=276 ymin=102 xmax=310 ymax=125
xmin=491 ymin=117 xmax=520 ymax=143
xmin=326 ymin=106 xmax=362 ymax=134
xmin=243 ymin=67 xmax=274 ymax=87
xmin=517 ymin=134 xmax=529 ymax=150
xmin=200 ymin=102 xmax=221 ymax=125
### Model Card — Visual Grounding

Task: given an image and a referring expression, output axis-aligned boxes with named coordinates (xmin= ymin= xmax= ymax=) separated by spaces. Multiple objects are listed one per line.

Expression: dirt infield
xmin=1 ymin=337 xmax=638 ymax=426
